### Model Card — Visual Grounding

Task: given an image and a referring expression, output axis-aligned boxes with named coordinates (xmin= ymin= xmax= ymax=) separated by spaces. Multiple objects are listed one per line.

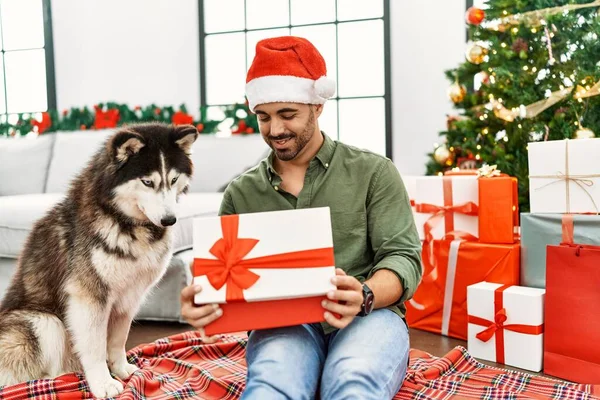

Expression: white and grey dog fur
xmin=0 ymin=123 xmax=198 ymax=397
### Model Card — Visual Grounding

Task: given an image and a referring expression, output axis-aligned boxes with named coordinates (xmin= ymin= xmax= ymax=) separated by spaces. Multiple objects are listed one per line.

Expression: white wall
xmin=51 ymin=0 xmax=200 ymax=116
xmin=51 ymin=0 xmax=466 ymax=174
xmin=390 ymin=0 xmax=467 ymax=175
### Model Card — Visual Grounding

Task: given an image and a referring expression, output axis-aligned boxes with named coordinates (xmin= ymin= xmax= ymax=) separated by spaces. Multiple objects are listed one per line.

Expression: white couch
xmin=0 ymin=129 xmax=268 ymax=322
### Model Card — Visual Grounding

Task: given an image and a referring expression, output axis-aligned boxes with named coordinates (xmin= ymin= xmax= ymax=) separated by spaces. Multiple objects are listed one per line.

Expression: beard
xmin=267 ymin=109 xmax=315 ymax=161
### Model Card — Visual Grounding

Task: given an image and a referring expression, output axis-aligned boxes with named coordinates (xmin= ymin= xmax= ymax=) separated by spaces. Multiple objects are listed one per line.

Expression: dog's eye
xmin=171 ymin=176 xmax=179 ymax=185
xmin=141 ymin=179 xmax=153 ymax=188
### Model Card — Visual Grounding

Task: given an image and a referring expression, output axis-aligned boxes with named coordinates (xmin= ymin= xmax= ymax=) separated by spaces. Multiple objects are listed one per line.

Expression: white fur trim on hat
xmin=246 ymin=75 xmax=336 ymax=111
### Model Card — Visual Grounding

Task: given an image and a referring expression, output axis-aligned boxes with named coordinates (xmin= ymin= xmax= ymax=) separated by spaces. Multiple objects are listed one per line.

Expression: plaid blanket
xmin=0 ymin=331 xmax=598 ymax=400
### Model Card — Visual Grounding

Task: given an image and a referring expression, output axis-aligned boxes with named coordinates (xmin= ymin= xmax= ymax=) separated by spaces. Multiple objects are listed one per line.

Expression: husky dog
xmin=0 ymin=123 xmax=198 ymax=397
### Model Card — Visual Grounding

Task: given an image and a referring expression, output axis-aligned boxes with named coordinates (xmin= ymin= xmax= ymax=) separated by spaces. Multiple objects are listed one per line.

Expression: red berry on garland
xmin=62 ymin=109 xmax=68 ymax=116
xmin=246 ymin=127 xmax=254 ymax=134
xmin=154 ymin=108 xmax=161 ymax=115
xmin=196 ymin=123 xmax=204 ymax=132
xmin=80 ymin=124 xmax=87 ymax=130
xmin=466 ymin=7 xmax=485 ymax=25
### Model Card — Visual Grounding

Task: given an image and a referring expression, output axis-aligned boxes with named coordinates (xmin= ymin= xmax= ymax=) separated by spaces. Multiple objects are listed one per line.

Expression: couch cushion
xmin=187 ymin=135 xmax=269 ymax=192
xmin=0 ymin=134 xmax=56 ymax=195
xmin=0 ymin=192 xmax=223 ymax=259
xmin=45 ymin=129 xmax=114 ymax=193
xmin=45 ymin=130 xmax=268 ymax=194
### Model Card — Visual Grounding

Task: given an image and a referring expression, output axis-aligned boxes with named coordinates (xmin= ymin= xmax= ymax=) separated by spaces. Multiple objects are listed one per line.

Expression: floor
xmin=126 ymin=321 xmax=551 ymax=378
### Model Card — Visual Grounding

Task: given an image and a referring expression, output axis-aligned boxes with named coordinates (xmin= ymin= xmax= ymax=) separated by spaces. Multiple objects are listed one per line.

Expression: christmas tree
xmin=426 ymin=0 xmax=600 ymax=211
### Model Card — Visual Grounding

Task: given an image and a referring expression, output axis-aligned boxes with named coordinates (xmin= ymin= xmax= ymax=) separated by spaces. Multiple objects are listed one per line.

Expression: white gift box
xmin=528 ymin=138 xmax=600 ymax=213
xmin=467 ymin=282 xmax=545 ymax=372
xmin=192 ymin=207 xmax=336 ymax=305
xmin=414 ymin=176 xmax=479 ymax=240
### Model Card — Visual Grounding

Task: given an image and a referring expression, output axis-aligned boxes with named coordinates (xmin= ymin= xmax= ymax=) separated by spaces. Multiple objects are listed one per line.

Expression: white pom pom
xmin=314 ymin=76 xmax=336 ymax=99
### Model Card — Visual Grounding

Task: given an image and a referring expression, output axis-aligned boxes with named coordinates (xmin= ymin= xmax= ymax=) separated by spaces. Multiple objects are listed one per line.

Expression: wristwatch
xmin=357 ymin=283 xmax=375 ymax=317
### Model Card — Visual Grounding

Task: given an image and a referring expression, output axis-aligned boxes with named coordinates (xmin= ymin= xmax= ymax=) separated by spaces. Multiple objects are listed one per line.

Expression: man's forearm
xmin=364 ymin=269 xmax=404 ymax=309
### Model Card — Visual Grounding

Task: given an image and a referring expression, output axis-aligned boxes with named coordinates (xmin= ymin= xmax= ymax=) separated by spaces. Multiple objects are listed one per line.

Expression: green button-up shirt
xmin=219 ymin=132 xmax=422 ymax=334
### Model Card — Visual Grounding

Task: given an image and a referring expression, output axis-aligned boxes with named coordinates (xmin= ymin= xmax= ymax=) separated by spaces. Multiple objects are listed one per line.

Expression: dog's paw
xmin=88 ymin=377 xmax=124 ymax=398
xmin=111 ymin=362 xmax=139 ymax=380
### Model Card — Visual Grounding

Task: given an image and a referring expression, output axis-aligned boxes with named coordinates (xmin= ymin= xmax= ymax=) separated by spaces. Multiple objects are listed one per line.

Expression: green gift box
xmin=520 ymin=213 xmax=600 ymax=288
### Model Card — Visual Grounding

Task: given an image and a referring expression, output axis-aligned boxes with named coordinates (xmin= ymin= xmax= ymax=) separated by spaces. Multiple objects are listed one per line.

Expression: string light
xmin=503 ymin=136 xmax=509 ymax=142
xmin=512 ymin=27 xmax=519 ymax=34
xmin=531 ymin=28 xmax=538 ymax=33
xmin=518 ymin=124 xmax=523 ymax=129
xmin=476 ymin=154 xmax=481 ymax=160
xmin=477 ymin=145 xmax=482 ymax=150
xmin=437 ymin=172 xmax=443 ymax=176
xmin=482 ymin=128 xmax=489 ymax=135
xmin=523 ymin=66 xmax=529 ymax=71
xmin=450 ymin=147 xmax=455 ymax=151
xmin=532 ymin=67 xmax=538 ymax=72
xmin=501 ymin=43 xmax=507 ymax=48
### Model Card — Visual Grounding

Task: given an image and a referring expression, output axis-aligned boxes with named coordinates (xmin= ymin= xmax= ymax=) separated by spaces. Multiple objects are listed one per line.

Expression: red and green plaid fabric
xmin=0 ymin=331 xmax=598 ymax=400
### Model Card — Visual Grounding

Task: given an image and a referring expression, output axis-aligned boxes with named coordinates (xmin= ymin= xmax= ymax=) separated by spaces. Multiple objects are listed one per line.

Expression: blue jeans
xmin=240 ymin=309 xmax=410 ymax=400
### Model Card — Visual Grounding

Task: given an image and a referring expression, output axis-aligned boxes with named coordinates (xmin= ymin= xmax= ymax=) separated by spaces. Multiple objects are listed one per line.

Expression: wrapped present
xmin=414 ymin=172 xmax=518 ymax=244
xmin=414 ymin=176 xmax=479 ymax=242
xmin=445 ymin=166 xmax=519 ymax=243
xmin=192 ymin=207 xmax=336 ymax=335
xmin=528 ymin=138 xmax=600 ymax=213
xmin=544 ymin=223 xmax=600 ymax=383
xmin=521 ymin=213 xmax=600 ymax=288
xmin=406 ymin=239 xmax=520 ymax=340
xmin=467 ymin=282 xmax=545 ymax=372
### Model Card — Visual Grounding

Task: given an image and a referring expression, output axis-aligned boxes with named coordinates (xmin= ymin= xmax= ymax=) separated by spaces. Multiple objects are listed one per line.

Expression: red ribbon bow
xmin=468 ymin=285 xmax=544 ymax=364
xmin=193 ymin=215 xmax=335 ymax=302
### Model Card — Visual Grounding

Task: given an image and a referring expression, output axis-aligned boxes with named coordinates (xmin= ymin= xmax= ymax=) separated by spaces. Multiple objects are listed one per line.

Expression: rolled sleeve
xmin=366 ymin=159 xmax=422 ymax=305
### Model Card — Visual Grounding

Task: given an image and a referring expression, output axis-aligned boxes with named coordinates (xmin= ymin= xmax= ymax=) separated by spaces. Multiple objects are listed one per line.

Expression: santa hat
xmin=245 ymin=36 xmax=336 ymax=112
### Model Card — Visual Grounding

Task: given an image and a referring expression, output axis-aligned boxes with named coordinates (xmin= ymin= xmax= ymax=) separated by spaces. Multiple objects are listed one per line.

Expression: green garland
xmin=0 ymin=102 xmax=259 ymax=137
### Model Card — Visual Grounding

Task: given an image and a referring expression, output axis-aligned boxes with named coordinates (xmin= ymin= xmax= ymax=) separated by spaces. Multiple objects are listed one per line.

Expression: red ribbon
xmin=468 ymin=284 xmax=544 ymax=364
xmin=562 ymin=214 xmax=575 ymax=244
xmin=193 ymin=214 xmax=335 ymax=302
xmin=416 ymin=177 xmax=479 ymax=283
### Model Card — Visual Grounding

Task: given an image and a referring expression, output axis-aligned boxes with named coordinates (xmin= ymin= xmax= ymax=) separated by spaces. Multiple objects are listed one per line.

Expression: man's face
xmin=254 ymin=103 xmax=319 ymax=161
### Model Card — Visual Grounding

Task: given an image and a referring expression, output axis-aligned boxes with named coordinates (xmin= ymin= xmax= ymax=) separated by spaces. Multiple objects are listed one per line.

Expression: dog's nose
xmin=161 ymin=215 xmax=177 ymax=226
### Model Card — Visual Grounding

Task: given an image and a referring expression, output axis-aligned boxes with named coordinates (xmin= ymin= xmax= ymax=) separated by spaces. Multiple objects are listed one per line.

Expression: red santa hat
xmin=245 ymin=36 xmax=336 ymax=112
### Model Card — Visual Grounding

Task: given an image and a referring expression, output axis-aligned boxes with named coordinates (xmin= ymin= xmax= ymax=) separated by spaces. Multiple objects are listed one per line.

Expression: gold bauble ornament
xmin=447 ymin=82 xmax=467 ymax=103
xmin=574 ymin=127 xmax=595 ymax=139
xmin=465 ymin=41 xmax=488 ymax=65
xmin=434 ymin=145 xmax=451 ymax=165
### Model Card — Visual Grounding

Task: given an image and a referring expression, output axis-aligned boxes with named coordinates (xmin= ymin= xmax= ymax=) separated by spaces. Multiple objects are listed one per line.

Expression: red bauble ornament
xmin=466 ymin=7 xmax=485 ymax=25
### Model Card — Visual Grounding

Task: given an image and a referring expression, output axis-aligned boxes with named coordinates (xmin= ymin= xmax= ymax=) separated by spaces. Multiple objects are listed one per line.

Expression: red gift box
xmin=544 ymin=214 xmax=600 ymax=383
xmin=406 ymin=239 xmax=520 ymax=340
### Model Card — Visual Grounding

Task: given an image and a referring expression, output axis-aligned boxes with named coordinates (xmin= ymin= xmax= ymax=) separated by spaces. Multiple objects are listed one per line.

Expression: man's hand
xmin=180 ymin=284 xmax=222 ymax=344
xmin=322 ymin=268 xmax=363 ymax=329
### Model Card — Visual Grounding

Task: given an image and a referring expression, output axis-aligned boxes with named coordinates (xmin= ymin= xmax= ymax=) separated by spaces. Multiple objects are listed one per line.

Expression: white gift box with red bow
xmin=192 ymin=207 xmax=337 ymax=335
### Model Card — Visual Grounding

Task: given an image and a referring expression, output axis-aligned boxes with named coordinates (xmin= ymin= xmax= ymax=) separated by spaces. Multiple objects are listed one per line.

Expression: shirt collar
xmin=267 ymin=131 xmax=335 ymax=177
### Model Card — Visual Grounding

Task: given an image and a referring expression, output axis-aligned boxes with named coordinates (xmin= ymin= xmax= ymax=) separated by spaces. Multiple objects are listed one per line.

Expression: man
xmin=181 ymin=36 xmax=422 ymax=399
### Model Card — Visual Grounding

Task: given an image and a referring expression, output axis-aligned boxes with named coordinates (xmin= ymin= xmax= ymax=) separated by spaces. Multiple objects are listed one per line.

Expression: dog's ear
xmin=109 ymin=129 xmax=145 ymax=164
xmin=171 ymin=124 xmax=198 ymax=155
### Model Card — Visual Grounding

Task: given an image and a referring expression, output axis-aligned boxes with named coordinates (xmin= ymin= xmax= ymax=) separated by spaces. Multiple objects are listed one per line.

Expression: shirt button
xmin=274 ymin=185 xmax=279 ymax=191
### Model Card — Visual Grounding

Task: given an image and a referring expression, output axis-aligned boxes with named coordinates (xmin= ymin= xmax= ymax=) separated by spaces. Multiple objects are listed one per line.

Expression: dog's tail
xmin=0 ymin=311 xmax=72 ymax=386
